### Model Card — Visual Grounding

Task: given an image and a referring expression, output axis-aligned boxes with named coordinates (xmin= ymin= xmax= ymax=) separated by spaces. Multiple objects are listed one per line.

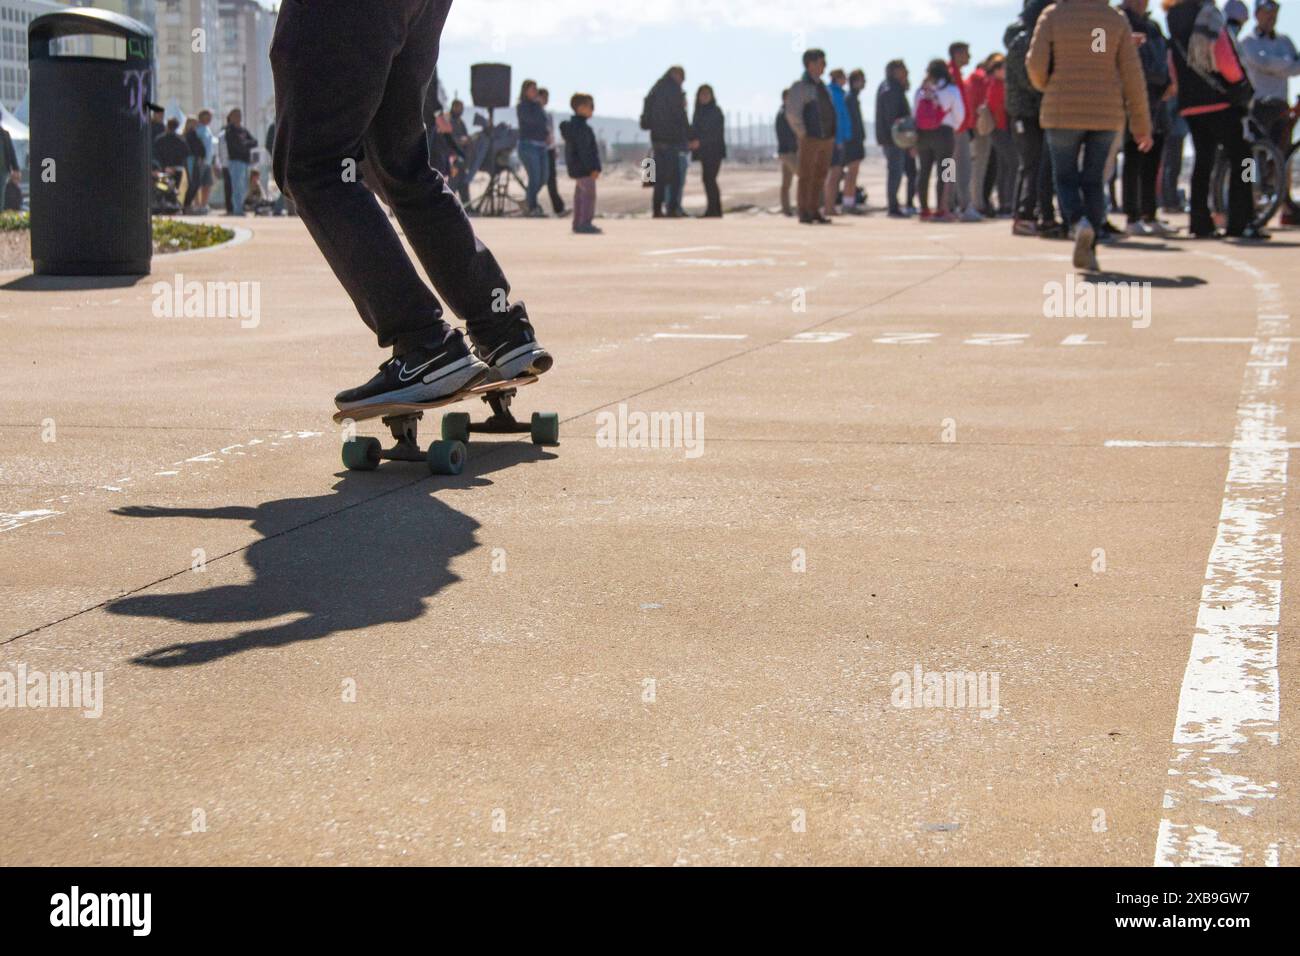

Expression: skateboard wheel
xmin=427 ymin=440 xmax=466 ymax=476
xmin=530 ymin=412 xmax=559 ymax=445
xmin=441 ymin=411 xmax=471 ymax=444
xmin=342 ymin=437 xmax=381 ymax=471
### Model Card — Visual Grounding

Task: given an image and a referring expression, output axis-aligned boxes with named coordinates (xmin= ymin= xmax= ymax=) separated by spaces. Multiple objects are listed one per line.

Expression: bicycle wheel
xmin=1249 ymin=139 xmax=1286 ymax=228
xmin=1287 ymin=138 xmax=1300 ymax=218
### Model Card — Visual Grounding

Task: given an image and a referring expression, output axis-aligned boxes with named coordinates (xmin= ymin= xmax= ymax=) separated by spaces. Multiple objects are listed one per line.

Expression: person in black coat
xmin=560 ymin=93 xmax=602 ymax=234
xmin=641 ymin=66 xmax=697 ymax=217
xmin=875 ymin=60 xmax=917 ymax=216
xmin=690 ymin=84 xmax=726 ymax=217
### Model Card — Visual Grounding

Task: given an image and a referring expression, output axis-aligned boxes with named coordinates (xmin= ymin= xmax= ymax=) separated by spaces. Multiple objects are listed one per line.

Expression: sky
xmin=433 ymin=0 xmax=1026 ymax=120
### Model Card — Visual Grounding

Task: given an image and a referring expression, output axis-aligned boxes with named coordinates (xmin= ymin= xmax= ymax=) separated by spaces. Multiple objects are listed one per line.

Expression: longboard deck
xmin=332 ymin=375 xmax=539 ymax=425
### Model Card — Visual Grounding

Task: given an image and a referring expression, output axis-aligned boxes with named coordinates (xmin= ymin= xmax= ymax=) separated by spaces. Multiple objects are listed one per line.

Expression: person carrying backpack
xmin=1120 ymin=0 xmax=1173 ymax=236
xmin=1166 ymin=0 xmax=1266 ymax=238
xmin=913 ymin=59 xmax=966 ymax=221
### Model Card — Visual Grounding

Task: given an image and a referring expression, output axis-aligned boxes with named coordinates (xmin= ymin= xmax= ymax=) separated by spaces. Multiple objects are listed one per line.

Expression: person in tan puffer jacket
xmin=1026 ymin=0 xmax=1154 ymax=271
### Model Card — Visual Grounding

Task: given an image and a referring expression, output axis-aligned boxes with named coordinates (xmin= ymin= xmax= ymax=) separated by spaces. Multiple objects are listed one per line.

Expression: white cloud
xmin=444 ymin=0 xmax=1011 ymax=44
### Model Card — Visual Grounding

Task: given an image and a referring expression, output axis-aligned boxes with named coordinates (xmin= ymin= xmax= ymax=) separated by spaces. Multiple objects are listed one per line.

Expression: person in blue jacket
xmin=560 ymin=94 xmax=603 ymax=234
xmin=824 ymin=68 xmax=854 ymax=215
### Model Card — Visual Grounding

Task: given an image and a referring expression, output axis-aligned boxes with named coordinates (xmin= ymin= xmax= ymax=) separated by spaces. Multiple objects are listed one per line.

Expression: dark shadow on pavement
xmin=109 ymin=440 xmax=556 ymax=668
xmin=1081 ymin=271 xmax=1207 ymax=289
xmin=1 ymin=274 xmax=147 ymax=292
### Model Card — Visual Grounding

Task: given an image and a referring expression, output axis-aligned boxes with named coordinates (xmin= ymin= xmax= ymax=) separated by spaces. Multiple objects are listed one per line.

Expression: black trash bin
xmin=28 ymin=9 xmax=154 ymax=276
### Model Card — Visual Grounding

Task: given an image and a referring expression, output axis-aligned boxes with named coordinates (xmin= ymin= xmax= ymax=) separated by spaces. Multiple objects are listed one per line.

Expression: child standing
xmin=560 ymin=94 xmax=602 ymax=235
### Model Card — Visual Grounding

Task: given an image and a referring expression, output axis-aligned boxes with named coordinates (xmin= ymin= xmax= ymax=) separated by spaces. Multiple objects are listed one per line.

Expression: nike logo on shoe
xmin=479 ymin=341 xmax=511 ymax=364
xmin=396 ymin=352 xmax=447 ymax=383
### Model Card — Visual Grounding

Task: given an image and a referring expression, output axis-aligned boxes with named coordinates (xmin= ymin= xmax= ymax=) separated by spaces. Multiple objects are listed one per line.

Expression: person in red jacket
xmin=946 ymin=41 xmax=981 ymax=220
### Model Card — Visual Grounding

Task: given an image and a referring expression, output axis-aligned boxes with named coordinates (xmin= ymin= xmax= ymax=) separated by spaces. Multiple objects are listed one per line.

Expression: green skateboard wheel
xmin=530 ymin=412 xmax=559 ymax=445
xmin=441 ymin=411 xmax=471 ymax=444
xmin=427 ymin=439 xmax=466 ymax=476
xmin=342 ymin=436 xmax=381 ymax=471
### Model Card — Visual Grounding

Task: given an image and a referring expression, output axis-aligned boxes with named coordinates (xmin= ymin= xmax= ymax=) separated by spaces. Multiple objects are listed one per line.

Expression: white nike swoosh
xmin=397 ymin=352 xmax=446 ymax=383
xmin=481 ymin=342 xmax=510 ymax=364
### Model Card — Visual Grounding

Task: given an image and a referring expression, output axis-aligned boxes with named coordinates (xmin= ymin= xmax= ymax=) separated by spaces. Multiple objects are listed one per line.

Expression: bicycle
xmin=1210 ymin=105 xmax=1288 ymax=230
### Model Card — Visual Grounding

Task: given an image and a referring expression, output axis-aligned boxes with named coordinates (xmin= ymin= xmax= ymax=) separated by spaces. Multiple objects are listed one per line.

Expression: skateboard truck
xmin=338 ymin=375 xmax=557 ymax=475
xmin=341 ymin=411 xmax=467 ymax=475
xmin=440 ymin=386 xmax=560 ymax=446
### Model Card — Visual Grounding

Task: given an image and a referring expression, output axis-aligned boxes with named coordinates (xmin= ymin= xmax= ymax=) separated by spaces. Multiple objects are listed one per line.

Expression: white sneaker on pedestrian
xmin=1125 ymin=221 xmax=1148 ymax=236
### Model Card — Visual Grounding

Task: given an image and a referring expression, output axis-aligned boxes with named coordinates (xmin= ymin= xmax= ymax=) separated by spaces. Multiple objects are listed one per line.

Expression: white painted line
xmin=783 ymin=332 xmax=851 ymax=344
xmin=1175 ymin=337 xmax=1257 ymax=344
xmin=1155 ymin=254 xmax=1285 ymax=867
xmin=642 ymin=245 xmax=724 ymax=256
xmin=1106 ymin=440 xmax=1300 ymax=449
xmin=1061 ymin=333 xmax=1104 ymax=346
xmin=652 ymin=333 xmax=748 ymax=341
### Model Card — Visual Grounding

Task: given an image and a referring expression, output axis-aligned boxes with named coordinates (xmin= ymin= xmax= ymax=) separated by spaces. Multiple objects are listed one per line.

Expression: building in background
xmin=67 ymin=0 xmax=156 ymax=32
xmin=217 ymin=0 xmax=272 ymax=136
xmin=0 ymin=0 xmax=63 ymax=113
xmin=154 ymin=0 xmax=220 ymax=119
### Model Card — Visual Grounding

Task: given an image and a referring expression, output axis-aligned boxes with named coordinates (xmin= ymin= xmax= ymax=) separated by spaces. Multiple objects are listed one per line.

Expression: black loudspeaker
xmin=470 ymin=63 xmax=511 ymax=110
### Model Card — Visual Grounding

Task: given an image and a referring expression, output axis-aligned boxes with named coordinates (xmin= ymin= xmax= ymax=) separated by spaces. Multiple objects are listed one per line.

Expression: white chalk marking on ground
xmin=642 ymin=245 xmax=724 ymax=256
xmin=1061 ymin=333 xmax=1105 ymax=346
xmin=652 ymin=333 xmax=749 ymax=341
xmin=881 ymin=254 xmax=1070 ymax=262
xmin=2 ymin=430 xmax=324 ymax=536
xmin=1155 ymin=254 xmax=1285 ymax=868
xmin=783 ymin=332 xmax=851 ymax=344
xmin=872 ymin=332 xmax=941 ymax=345
xmin=670 ymin=257 xmax=784 ymax=268
xmin=964 ymin=333 xmax=1029 ymax=346
xmin=0 ymin=510 xmax=64 ymax=533
xmin=1107 ymin=440 xmax=1300 ymax=449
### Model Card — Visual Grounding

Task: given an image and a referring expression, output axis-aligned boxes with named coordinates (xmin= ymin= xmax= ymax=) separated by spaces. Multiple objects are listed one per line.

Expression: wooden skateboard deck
xmin=332 ymin=374 xmax=538 ymax=425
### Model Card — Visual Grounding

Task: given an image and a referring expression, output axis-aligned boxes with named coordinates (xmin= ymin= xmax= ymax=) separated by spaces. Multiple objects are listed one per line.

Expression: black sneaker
xmin=333 ymin=330 xmax=489 ymax=413
xmin=468 ymin=302 xmax=553 ymax=382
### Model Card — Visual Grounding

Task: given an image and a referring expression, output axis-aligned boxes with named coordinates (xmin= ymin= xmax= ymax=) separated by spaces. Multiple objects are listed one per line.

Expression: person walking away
xmin=1120 ymin=0 xmax=1174 ymax=235
xmin=691 ymin=85 xmax=726 ymax=217
xmin=776 ymin=89 xmax=799 ymax=216
xmin=223 ymin=109 xmax=257 ymax=218
xmin=1027 ymin=0 xmax=1153 ymax=270
xmin=642 ymin=66 xmax=693 ymax=218
xmin=271 ymin=0 xmax=551 ymax=415
xmin=823 ymin=68 xmax=854 ymax=215
xmin=787 ymin=49 xmax=838 ymax=225
xmin=182 ymin=117 xmax=205 ymax=213
xmin=1166 ymin=0 xmax=1267 ymax=238
xmin=538 ymin=89 xmax=567 ymax=216
xmin=1005 ymin=0 xmax=1062 ymax=236
xmin=914 ymin=59 xmax=965 ymax=222
xmin=877 ymin=60 xmax=915 ymax=217
xmin=947 ymin=42 xmax=982 ymax=220
xmin=515 ymin=80 xmax=550 ymax=217
xmin=561 ymin=93 xmax=602 ymax=234
xmin=840 ymin=69 xmax=869 ymax=214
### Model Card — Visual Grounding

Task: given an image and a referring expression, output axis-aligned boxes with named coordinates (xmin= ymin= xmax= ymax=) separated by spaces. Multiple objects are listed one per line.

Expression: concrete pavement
xmin=1 ymin=170 xmax=1297 ymax=865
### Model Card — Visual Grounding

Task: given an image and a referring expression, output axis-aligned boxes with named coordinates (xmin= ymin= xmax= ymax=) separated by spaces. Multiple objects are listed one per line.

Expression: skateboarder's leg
xmin=360 ymin=0 xmax=511 ymax=338
xmin=270 ymin=0 xmax=449 ymax=353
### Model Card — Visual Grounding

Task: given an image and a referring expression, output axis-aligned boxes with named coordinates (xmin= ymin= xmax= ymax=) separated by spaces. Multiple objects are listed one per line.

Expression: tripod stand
xmin=467 ymin=107 xmax=528 ymax=217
